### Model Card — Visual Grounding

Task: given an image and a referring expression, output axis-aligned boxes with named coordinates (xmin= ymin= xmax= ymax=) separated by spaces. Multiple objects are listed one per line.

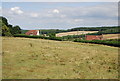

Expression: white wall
xmin=37 ymin=30 xmax=40 ymax=35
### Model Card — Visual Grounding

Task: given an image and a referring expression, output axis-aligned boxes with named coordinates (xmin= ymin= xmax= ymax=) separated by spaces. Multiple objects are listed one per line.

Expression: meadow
xmin=102 ymin=34 xmax=119 ymax=40
xmin=2 ymin=37 xmax=119 ymax=79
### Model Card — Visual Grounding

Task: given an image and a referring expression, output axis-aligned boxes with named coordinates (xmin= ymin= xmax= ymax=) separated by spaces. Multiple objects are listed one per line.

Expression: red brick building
xmin=25 ymin=30 xmax=39 ymax=36
xmin=85 ymin=35 xmax=103 ymax=40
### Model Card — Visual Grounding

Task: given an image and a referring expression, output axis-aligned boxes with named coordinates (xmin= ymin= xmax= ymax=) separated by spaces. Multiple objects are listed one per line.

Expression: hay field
xmin=56 ymin=31 xmax=98 ymax=37
xmin=2 ymin=37 xmax=118 ymax=79
xmin=103 ymin=34 xmax=119 ymax=40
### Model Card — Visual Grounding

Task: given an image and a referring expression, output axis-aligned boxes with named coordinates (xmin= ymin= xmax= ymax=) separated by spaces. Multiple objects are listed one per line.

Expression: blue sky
xmin=2 ymin=0 xmax=119 ymax=2
xmin=2 ymin=2 xmax=118 ymax=29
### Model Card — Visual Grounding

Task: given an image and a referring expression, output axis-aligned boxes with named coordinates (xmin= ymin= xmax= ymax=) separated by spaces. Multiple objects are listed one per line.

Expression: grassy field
xmin=2 ymin=37 xmax=119 ymax=79
xmin=56 ymin=31 xmax=98 ymax=37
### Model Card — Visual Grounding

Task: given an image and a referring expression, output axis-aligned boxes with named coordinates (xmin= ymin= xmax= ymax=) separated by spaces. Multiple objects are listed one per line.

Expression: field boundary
xmin=13 ymin=34 xmax=120 ymax=47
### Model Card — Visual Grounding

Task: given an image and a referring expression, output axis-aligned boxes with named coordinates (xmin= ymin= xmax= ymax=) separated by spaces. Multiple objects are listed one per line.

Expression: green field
xmin=2 ymin=37 xmax=119 ymax=79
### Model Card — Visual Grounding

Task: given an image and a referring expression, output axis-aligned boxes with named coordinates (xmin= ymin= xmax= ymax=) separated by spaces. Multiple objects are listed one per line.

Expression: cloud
xmin=2 ymin=3 xmax=118 ymax=29
xmin=30 ymin=13 xmax=39 ymax=17
xmin=10 ymin=7 xmax=23 ymax=15
xmin=53 ymin=9 xmax=60 ymax=14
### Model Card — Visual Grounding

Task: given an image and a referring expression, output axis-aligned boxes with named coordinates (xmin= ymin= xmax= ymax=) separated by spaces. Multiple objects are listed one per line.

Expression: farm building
xmin=85 ymin=35 xmax=103 ymax=40
xmin=25 ymin=30 xmax=39 ymax=36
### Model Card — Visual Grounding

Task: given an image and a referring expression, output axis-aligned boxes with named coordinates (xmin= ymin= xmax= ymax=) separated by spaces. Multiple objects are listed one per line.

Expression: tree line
xmin=69 ymin=26 xmax=119 ymax=31
xmin=22 ymin=26 xmax=119 ymax=35
xmin=0 ymin=16 xmax=21 ymax=36
xmin=1 ymin=16 xmax=119 ymax=37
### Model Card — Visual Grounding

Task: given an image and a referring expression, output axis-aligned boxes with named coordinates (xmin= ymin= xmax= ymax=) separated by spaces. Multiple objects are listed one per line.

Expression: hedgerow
xmin=14 ymin=34 xmax=63 ymax=41
xmin=14 ymin=34 xmax=120 ymax=47
xmin=74 ymin=39 xmax=120 ymax=47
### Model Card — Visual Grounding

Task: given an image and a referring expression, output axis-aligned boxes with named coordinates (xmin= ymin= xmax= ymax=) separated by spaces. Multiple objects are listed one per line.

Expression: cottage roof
xmin=25 ymin=30 xmax=38 ymax=35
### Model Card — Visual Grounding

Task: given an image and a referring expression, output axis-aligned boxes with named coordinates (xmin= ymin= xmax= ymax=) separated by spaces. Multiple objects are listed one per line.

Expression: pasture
xmin=2 ymin=37 xmax=118 ymax=79
xmin=103 ymin=34 xmax=119 ymax=40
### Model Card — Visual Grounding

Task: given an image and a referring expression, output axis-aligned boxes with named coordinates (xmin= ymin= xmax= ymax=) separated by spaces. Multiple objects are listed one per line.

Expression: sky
xmin=2 ymin=0 xmax=120 ymax=2
xmin=1 ymin=2 xmax=118 ymax=30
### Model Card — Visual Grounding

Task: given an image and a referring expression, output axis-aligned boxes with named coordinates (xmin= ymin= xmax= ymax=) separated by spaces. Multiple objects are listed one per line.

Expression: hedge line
xmin=14 ymin=34 xmax=120 ymax=47
xmin=74 ymin=39 xmax=120 ymax=47
xmin=14 ymin=34 xmax=63 ymax=41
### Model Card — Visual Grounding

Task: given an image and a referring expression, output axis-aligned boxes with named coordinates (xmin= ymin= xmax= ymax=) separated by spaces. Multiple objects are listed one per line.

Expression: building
xmin=85 ymin=35 xmax=103 ymax=40
xmin=25 ymin=30 xmax=39 ymax=36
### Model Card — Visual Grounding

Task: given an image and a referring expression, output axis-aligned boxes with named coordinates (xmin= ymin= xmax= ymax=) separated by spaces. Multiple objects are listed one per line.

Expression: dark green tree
xmin=8 ymin=24 xmax=14 ymax=35
xmin=2 ymin=24 xmax=12 ymax=36
xmin=47 ymin=33 xmax=56 ymax=37
xmin=0 ymin=16 xmax=8 ymax=26
xmin=0 ymin=16 xmax=22 ymax=36
xmin=12 ymin=25 xmax=21 ymax=34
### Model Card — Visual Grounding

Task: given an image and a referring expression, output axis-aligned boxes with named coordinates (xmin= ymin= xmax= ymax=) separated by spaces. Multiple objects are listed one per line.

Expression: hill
xmin=98 ymin=27 xmax=120 ymax=34
xmin=69 ymin=26 xmax=119 ymax=31
xmin=3 ymin=37 xmax=118 ymax=79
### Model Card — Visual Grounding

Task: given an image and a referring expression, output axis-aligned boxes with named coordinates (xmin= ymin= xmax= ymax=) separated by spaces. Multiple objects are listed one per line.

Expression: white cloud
xmin=53 ymin=9 xmax=60 ymax=14
xmin=2 ymin=3 xmax=118 ymax=29
xmin=10 ymin=7 xmax=23 ymax=15
xmin=30 ymin=13 xmax=39 ymax=17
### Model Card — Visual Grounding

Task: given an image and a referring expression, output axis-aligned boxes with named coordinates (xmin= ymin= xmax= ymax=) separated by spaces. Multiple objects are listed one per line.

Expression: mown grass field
xmin=103 ymin=34 xmax=119 ymax=40
xmin=2 ymin=37 xmax=119 ymax=79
